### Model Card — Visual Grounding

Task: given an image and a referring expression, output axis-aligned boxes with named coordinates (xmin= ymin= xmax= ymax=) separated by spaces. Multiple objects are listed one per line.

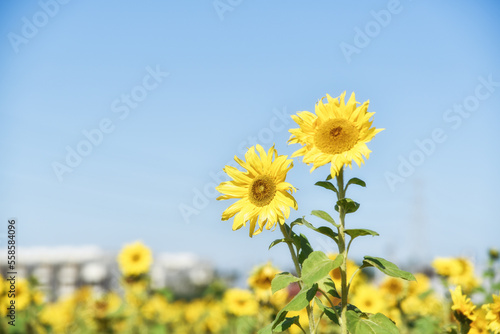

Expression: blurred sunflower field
xmin=1 ymin=243 xmax=499 ymax=334
xmin=2 ymin=92 xmax=500 ymax=334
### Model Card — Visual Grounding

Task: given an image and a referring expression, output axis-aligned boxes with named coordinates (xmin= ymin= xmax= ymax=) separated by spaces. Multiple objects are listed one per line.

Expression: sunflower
xmin=216 ymin=145 xmax=297 ymax=237
xmin=15 ymin=279 xmax=31 ymax=311
xmin=289 ymin=92 xmax=383 ymax=177
xmin=248 ymin=262 xmax=280 ymax=291
xmin=142 ymin=294 xmax=169 ymax=322
xmin=380 ymin=277 xmax=407 ymax=300
xmin=350 ymin=284 xmax=387 ymax=315
xmin=450 ymin=285 xmax=476 ymax=322
xmin=432 ymin=257 xmax=461 ymax=277
xmin=470 ymin=308 xmax=490 ymax=334
xmin=117 ymin=241 xmax=153 ymax=277
xmin=433 ymin=257 xmax=479 ymax=291
xmin=223 ymin=288 xmax=258 ymax=316
xmin=92 ymin=292 xmax=121 ymax=319
xmin=484 ymin=294 xmax=500 ymax=333
xmin=39 ymin=298 xmax=75 ymax=333
xmin=407 ymin=273 xmax=431 ymax=296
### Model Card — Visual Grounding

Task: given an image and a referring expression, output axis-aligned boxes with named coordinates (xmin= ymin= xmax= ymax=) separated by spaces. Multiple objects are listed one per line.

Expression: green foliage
xmin=261 ymin=284 xmax=319 ymax=334
xmin=317 ymin=276 xmax=340 ymax=298
xmin=311 ymin=210 xmax=339 ymax=227
xmin=410 ymin=317 xmax=441 ymax=334
xmin=315 ymin=297 xmax=340 ymax=325
xmin=282 ymin=284 xmax=318 ymax=312
xmin=272 ymin=316 xmax=301 ymax=332
xmin=361 ymin=256 xmax=416 ymax=281
xmin=296 ymin=233 xmax=314 ymax=265
xmin=301 ymin=252 xmax=343 ymax=287
xmin=293 ymin=217 xmax=338 ymax=241
xmin=315 ymin=181 xmax=338 ymax=194
xmin=345 ymin=177 xmax=366 ymax=189
xmin=335 ymin=198 xmax=360 ymax=214
xmin=268 ymin=238 xmax=286 ymax=250
xmin=346 ymin=311 xmax=399 ymax=334
xmin=344 ymin=228 xmax=379 ymax=239
xmin=271 ymin=272 xmax=300 ymax=294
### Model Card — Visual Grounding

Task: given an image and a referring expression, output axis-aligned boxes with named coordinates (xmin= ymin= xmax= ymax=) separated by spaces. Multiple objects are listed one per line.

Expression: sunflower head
xmin=450 ymin=285 xmax=477 ymax=323
xmin=223 ymin=288 xmax=258 ymax=317
xmin=117 ymin=241 xmax=153 ymax=277
xmin=216 ymin=145 xmax=298 ymax=237
xmin=289 ymin=92 xmax=383 ymax=177
xmin=248 ymin=262 xmax=280 ymax=291
xmin=483 ymin=294 xmax=500 ymax=333
xmin=92 ymin=292 xmax=122 ymax=319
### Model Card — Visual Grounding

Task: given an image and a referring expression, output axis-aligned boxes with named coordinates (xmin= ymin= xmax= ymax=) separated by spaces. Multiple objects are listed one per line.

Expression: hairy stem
xmin=336 ymin=169 xmax=348 ymax=334
xmin=279 ymin=223 xmax=315 ymax=333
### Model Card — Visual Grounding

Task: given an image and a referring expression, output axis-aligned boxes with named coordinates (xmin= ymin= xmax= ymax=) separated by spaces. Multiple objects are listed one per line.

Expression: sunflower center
xmin=132 ymin=253 xmax=141 ymax=262
xmin=249 ymin=176 xmax=276 ymax=207
xmin=314 ymin=119 xmax=359 ymax=154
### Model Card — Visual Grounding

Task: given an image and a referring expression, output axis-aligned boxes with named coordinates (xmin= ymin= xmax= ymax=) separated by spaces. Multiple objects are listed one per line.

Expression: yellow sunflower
xmin=216 ymin=145 xmax=298 ymax=237
xmin=142 ymin=294 xmax=169 ymax=322
xmin=14 ymin=278 xmax=31 ymax=311
xmin=470 ymin=308 xmax=490 ymax=334
xmin=92 ymin=292 xmax=121 ymax=319
xmin=350 ymin=284 xmax=387 ymax=315
xmin=248 ymin=262 xmax=280 ymax=291
xmin=380 ymin=277 xmax=407 ymax=301
xmin=407 ymin=273 xmax=431 ymax=296
xmin=289 ymin=92 xmax=383 ymax=177
xmin=223 ymin=288 xmax=258 ymax=316
xmin=484 ymin=294 xmax=500 ymax=333
xmin=450 ymin=285 xmax=476 ymax=322
xmin=117 ymin=241 xmax=153 ymax=276
xmin=433 ymin=257 xmax=479 ymax=291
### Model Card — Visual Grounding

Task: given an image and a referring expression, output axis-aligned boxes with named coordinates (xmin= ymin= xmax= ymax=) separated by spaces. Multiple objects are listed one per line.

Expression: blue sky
xmin=1 ymin=0 xmax=499 ymax=276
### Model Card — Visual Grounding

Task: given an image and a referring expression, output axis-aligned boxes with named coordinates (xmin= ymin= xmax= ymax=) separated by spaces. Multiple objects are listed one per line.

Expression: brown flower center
xmin=314 ymin=119 xmax=359 ymax=154
xmin=248 ymin=176 xmax=276 ymax=207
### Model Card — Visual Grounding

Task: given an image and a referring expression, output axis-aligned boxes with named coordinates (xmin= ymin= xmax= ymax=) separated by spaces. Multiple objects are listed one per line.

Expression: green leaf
xmin=311 ymin=210 xmax=338 ymax=227
xmin=264 ymin=284 xmax=317 ymax=334
xmin=283 ymin=284 xmax=318 ymax=312
xmin=346 ymin=177 xmax=366 ymax=189
xmin=317 ymin=276 xmax=340 ymax=298
xmin=271 ymin=272 xmax=300 ymax=294
xmin=335 ymin=198 xmax=360 ymax=214
xmin=302 ymin=252 xmax=343 ymax=286
xmin=326 ymin=174 xmax=333 ymax=180
xmin=293 ymin=217 xmax=338 ymax=241
xmin=259 ymin=311 xmax=287 ymax=334
xmin=297 ymin=234 xmax=313 ymax=265
xmin=315 ymin=181 xmax=338 ymax=194
xmin=290 ymin=230 xmax=301 ymax=250
xmin=272 ymin=316 xmax=300 ymax=332
xmin=412 ymin=317 xmax=440 ymax=334
xmin=346 ymin=311 xmax=399 ymax=334
xmin=361 ymin=256 xmax=416 ymax=281
xmin=345 ymin=229 xmax=379 ymax=240
xmin=315 ymin=297 xmax=339 ymax=325
xmin=289 ymin=217 xmax=304 ymax=229
xmin=257 ymin=322 xmax=273 ymax=334
xmin=268 ymin=238 xmax=286 ymax=250
xmin=234 ymin=316 xmax=257 ymax=333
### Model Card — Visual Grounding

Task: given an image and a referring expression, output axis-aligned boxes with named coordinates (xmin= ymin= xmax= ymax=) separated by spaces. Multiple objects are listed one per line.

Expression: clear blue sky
xmin=1 ymin=0 xmax=499 ymax=276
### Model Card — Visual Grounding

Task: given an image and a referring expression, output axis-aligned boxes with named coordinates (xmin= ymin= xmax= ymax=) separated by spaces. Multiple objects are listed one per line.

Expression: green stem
xmin=280 ymin=223 xmax=302 ymax=277
xmin=336 ymin=168 xmax=349 ymax=334
xmin=318 ymin=289 xmax=336 ymax=308
xmin=279 ymin=223 xmax=315 ymax=334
